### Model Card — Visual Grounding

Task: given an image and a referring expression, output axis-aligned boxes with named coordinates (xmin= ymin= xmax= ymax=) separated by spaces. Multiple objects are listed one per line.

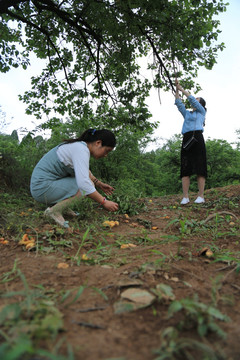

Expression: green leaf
xmin=168 ymin=300 xmax=182 ymax=317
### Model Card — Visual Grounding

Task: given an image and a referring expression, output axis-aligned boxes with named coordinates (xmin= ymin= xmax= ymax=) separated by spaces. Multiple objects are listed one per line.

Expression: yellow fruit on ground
xmin=0 ymin=238 xmax=9 ymax=245
xmin=18 ymin=234 xmax=30 ymax=245
xmin=57 ymin=263 xmax=69 ymax=269
xmin=103 ymin=220 xmax=119 ymax=228
xmin=120 ymin=243 xmax=137 ymax=249
xmin=26 ymin=242 xmax=35 ymax=250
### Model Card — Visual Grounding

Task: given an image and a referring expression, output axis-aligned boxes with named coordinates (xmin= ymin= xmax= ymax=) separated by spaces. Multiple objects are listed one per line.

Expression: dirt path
xmin=1 ymin=185 xmax=240 ymax=359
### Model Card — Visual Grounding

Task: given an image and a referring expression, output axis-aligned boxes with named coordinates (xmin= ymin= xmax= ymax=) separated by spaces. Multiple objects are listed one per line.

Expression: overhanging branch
xmin=144 ymin=31 xmax=175 ymax=94
xmin=0 ymin=0 xmax=26 ymax=13
xmin=6 ymin=8 xmax=73 ymax=90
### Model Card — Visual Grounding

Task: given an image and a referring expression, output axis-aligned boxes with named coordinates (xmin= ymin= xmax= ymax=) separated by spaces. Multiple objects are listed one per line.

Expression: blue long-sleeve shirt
xmin=175 ymin=95 xmax=206 ymax=134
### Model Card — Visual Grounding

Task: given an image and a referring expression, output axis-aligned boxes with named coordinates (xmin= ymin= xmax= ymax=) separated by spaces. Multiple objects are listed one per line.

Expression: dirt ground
xmin=1 ymin=185 xmax=240 ymax=360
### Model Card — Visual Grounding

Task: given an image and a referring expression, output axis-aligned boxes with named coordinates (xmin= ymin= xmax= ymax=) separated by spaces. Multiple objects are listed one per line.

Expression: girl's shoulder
xmin=62 ymin=141 xmax=87 ymax=148
xmin=58 ymin=141 xmax=89 ymax=155
xmin=69 ymin=141 xmax=89 ymax=154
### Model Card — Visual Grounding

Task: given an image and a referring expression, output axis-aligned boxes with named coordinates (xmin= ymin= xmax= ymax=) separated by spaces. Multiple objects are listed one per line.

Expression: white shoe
xmin=180 ymin=197 xmax=190 ymax=205
xmin=44 ymin=207 xmax=69 ymax=228
xmin=194 ymin=196 xmax=205 ymax=204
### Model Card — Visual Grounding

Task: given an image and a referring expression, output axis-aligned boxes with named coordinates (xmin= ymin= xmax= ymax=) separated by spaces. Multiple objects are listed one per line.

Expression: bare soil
xmin=1 ymin=185 xmax=240 ymax=360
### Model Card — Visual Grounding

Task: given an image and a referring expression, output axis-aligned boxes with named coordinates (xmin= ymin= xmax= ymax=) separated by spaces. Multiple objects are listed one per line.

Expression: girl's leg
xmin=182 ymin=176 xmax=190 ymax=198
xmin=197 ymin=176 xmax=205 ymax=198
xmin=45 ymin=190 xmax=82 ymax=227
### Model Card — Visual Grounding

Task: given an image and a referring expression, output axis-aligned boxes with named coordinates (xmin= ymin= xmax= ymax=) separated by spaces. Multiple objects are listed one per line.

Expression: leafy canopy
xmin=0 ymin=0 xmax=228 ymax=132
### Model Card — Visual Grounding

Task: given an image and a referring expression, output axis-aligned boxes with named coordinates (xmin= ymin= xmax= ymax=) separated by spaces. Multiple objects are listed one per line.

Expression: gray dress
xmin=30 ymin=145 xmax=79 ymax=205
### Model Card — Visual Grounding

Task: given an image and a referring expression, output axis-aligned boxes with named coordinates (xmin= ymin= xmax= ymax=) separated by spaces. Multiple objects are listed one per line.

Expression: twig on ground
xmin=76 ymin=306 xmax=108 ymax=312
xmin=71 ymin=320 xmax=106 ymax=329
xmin=202 ymin=211 xmax=238 ymax=224
xmin=222 ymin=265 xmax=238 ymax=283
xmin=171 ymin=264 xmax=203 ymax=281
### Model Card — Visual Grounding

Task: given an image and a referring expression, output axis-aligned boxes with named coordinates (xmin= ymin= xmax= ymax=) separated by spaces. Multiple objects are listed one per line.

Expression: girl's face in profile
xmin=88 ymin=140 xmax=113 ymax=159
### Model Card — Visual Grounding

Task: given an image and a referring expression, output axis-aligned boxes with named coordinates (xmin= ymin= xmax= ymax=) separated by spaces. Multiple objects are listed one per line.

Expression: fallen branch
xmin=202 ymin=211 xmax=238 ymax=224
xmin=171 ymin=264 xmax=203 ymax=281
xmin=222 ymin=265 xmax=239 ymax=283
xmin=76 ymin=306 xmax=108 ymax=313
xmin=71 ymin=320 xmax=106 ymax=329
xmin=214 ymin=264 xmax=236 ymax=272
xmin=231 ymin=284 xmax=240 ymax=291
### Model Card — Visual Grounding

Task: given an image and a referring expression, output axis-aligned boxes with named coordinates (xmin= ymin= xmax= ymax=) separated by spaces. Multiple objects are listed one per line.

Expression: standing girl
xmin=175 ymin=80 xmax=207 ymax=204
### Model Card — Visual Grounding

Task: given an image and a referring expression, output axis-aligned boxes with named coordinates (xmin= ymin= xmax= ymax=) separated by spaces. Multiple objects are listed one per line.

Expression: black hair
xmin=198 ymin=97 xmax=207 ymax=127
xmin=63 ymin=129 xmax=116 ymax=148
xmin=199 ymin=97 xmax=207 ymax=112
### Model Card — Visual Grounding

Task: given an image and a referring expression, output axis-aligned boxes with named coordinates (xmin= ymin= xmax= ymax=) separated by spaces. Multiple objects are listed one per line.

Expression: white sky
xmin=0 ymin=0 xmax=239 ymax=146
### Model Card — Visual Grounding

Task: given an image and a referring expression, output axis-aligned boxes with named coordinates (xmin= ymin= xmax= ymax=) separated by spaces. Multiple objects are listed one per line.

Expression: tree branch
xmin=144 ymin=31 xmax=175 ymax=94
xmin=0 ymin=0 xmax=26 ymax=13
xmin=6 ymin=8 xmax=73 ymax=90
xmin=120 ymin=1 xmax=176 ymax=94
xmin=31 ymin=0 xmax=114 ymax=98
xmin=32 ymin=0 xmax=103 ymax=44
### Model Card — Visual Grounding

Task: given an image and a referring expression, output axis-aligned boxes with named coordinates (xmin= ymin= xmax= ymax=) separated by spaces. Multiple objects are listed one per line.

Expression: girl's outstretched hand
xmin=98 ymin=182 xmax=115 ymax=196
xmin=103 ymin=200 xmax=119 ymax=212
xmin=176 ymin=79 xmax=182 ymax=91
